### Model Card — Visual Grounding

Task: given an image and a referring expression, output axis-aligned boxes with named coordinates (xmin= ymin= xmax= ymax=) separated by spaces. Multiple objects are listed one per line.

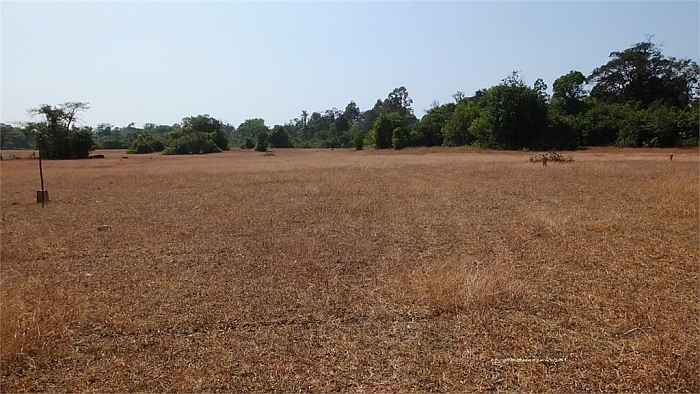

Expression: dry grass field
xmin=1 ymin=147 xmax=698 ymax=392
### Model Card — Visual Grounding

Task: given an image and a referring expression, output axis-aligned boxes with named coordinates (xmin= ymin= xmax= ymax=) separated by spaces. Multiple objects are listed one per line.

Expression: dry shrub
xmin=1 ymin=276 xmax=87 ymax=370
xmin=528 ymin=151 xmax=574 ymax=163
xmin=418 ymin=260 xmax=524 ymax=315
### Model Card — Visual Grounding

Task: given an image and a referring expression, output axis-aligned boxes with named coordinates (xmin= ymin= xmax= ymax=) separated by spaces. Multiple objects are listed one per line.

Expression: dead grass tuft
xmin=418 ymin=260 xmax=524 ymax=315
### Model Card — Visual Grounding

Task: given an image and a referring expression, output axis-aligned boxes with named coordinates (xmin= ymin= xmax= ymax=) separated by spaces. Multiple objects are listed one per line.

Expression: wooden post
xmin=36 ymin=190 xmax=49 ymax=204
xmin=37 ymin=135 xmax=48 ymax=206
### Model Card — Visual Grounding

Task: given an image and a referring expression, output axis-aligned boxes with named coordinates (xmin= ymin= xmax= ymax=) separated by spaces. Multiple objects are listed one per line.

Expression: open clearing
xmin=1 ymin=148 xmax=698 ymax=392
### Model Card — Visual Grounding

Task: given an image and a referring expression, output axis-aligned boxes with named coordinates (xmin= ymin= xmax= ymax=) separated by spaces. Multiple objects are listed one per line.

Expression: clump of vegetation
xmin=353 ymin=131 xmax=364 ymax=150
xmin=418 ymin=260 xmax=525 ymax=315
xmin=268 ymin=125 xmax=294 ymax=148
xmin=240 ymin=137 xmax=255 ymax=149
xmin=25 ymin=102 xmax=95 ymax=159
xmin=255 ymin=130 xmax=269 ymax=152
xmin=528 ymin=151 xmax=575 ymax=163
xmin=163 ymin=133 xmax=220 ymax=155
xmin=159 ymin=115 xmax=227 ymax=155
xmin=392 ymin=127 xmax=407 ymax=150
xmin=127 ymin=134 xmax=165 ymax=154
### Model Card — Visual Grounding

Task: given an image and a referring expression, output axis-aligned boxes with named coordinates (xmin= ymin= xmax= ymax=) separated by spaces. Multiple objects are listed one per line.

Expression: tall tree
xmin=25 ymin=102 xmax=94 ymax=159
xmin=268 ymin=125 xmax=294 ymax=148
xmin=237 ymin=118 xmax=268 ymax=139
xmin=481 ymin=72 xmax=548 ymax=149
xmin=371 ymin=112 xmax=404 ymax=149
xmin=588 ymin=39 xmax=700 ymax=108
xmin=552 ymin=70 xmax=588 ymax=115
xmin=384 ymin=86 xmax=414 ymax=117
xmin=344 ymin=101 xmax=360 ymax=123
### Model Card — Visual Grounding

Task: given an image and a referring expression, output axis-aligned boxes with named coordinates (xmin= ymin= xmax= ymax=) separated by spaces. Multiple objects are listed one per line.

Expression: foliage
xmin=11 ymin=40 xmax=697 ymax=153
xmin=353 ymin=129 xmax=364 ymax=150
xmin=415 ymin=103 xmax=454 ymax=147
xmin=255 ymin=130 xmax=269 ymax=152
xmin=234 ymin=118 xmax=269 ymax=147
xmin=127 ymin=134 xmax=154 ymax=154
xmin=242 ymin=137 xmax=255 ymax=149
xmin=588 ymin=39 xmax=699 ymax=108
xmin=480 ymin=72 xmax=548 ymax=149
xmin=552 ymin=70 xmax=588 ymax=115
xmin=182 ymin=115 xmax=229 ymax=151
xmin=25 ymin=102 xmax=94 ymax=159
xmin=371 ymin=112 xmax=404 ymax=149
xmin=1 ymin=124 xmax=31 ymax=149
xmin=163 ymin=131 xmax=221 ymax=155
xmin=541 ymin=112 xmax=579 ymax=150
xmin=468 ymin=115 xmax=493 ymax=148
xmin=268 ymin=125 xmax=294 ymax=148
xmin=442 ymin=101 xmax=480 ymax=147
xmin=392 ymin=127 xmax=408 ymax=150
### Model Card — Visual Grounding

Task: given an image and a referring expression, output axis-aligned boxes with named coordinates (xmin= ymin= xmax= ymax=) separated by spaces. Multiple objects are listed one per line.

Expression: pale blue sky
xmin=2 ymin=1 xmax=698 ymax=128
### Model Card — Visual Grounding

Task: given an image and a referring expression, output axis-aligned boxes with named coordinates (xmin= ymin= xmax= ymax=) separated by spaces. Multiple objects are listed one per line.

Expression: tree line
xmin=2 ymin=39 xmax=697 ymax=158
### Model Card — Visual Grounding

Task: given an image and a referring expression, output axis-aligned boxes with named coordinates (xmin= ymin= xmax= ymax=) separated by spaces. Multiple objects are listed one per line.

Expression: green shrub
xmin=255 ymin=131 xmax=268 ymax=152
xmin=127 ymin=134 xmax=154 ymax=154
xmin=353 ymin=131 xmax=364 ymax=150
xmin=392 ymin=127 xmax=407 ymax=150
xmin=163 ymin=133 xmax=221 ymax=155
xmin=243 ymin=137 xmax=255 ymax=149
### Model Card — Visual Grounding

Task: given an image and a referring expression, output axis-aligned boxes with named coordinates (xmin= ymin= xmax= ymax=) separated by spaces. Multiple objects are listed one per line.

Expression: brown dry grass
xmin=1 ymin=147 xmax=698 ymax=392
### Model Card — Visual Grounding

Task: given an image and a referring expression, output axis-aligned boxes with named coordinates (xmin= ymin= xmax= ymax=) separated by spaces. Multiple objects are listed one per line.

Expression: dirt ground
xmin=1 ymin=147 xmax=698 ymax=392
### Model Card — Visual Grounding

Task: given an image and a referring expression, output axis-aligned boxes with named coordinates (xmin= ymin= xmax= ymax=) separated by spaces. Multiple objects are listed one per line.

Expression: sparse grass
xmin=1 ymin=147 xmax=698 ymax=392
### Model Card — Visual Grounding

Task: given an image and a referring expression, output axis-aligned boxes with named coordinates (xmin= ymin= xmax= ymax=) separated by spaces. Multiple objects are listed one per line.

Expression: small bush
xmin=353 ymin=132 xmax=364 ymax=150
xmin=392 ymin=127 xmax=407 ymax=150
xmin=255 ymin=131 xmax=268 ymax=152
xmin=528 ymin=151 xmax=574 ymax=164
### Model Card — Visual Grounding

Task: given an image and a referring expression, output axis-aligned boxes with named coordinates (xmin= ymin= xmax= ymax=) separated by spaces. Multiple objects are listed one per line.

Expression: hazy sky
xmin=2 ymin=1 xmax=698 ymax=128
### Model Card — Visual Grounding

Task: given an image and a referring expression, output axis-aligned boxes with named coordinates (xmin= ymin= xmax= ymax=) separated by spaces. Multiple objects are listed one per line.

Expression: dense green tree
xmin=255 ymin=130 xmax=269 ymax=152
xmin=541 ymin=111 xmax=579 ymax=150
xmin=268 ymin=125 xmax=294 ymax=148
xmin=1 ymin=124 xmax=31 ymax=149
xmin=414 ymin=103 xmax=455 ymax=147
xmin=182 ymin=115 xmax=229 ymax=151
xmin=552 ymin=70 xmax=588 ymax=115
xmin=480 ymin=73 xmax=548 ymax=149
xmin=384 ymin=86 xmax=414 ymax=117
xmin=128 ymin=134 xmax=155 ymax=154
xmin=236 ymin=118 xmax=269 ymax=143
xmin=352 ymin=124 xmax=365 ymax=150
xmin=344 ymin=101 xmax=361 ymax=123
xmin=442 ymin=101 xmax=481 ymax=147
xmin=588 ymin=39 xmax=699 ymax=108
xmin=392 ymin=127 xmax=408 ymax=150
xmin=25 ymin=102 xmax=94 ymax=159
xmin=356 ymin=103 xmax=381 ymax=134
xmin=371 ymin=112 xmax=404 ymax=149
xmin=578 ymin=99 xmax=628 ymax=146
